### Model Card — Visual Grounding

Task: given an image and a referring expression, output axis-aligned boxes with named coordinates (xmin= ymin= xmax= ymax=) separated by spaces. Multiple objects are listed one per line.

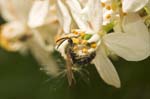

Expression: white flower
xmin=57 ymin=0 xmax=150 ymax=88
xmin=101 ymin=0 xmax=117 ymax=25
xmin=105 ymin=13 xmax=150 ymax=61
xmin=0 ymin=0 xmax=33 ymax=52
xmin=0 ymin=0 xmax=59 ymax=75
xmin=28 ymin=0 xmax=57 ymax=28
xmin=122 ymin=0 xmax=149 ymax=12
xmin=101 ymin=0 xmax=149 ymax=14
xmin=98 ymin=13 xmax=150 ymax=88
xmin=0 ymin=0 xmax=32 ymax=22
xmin=0 ymin=21 xmax=28 ymax=52
xmin=101 ymin=0 xmax=150 ymax=25
xmin=56 ymin=0 xmax=119 ymax=87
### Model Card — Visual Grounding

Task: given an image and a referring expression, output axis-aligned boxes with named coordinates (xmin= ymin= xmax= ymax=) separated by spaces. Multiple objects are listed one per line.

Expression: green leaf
xmin=144 ymin=7 xmax=150 ymax=15
xmin=103 ymin=22 xmax=115 ymax=33
xmin=83 ymin=34 xmax=92 ymax=40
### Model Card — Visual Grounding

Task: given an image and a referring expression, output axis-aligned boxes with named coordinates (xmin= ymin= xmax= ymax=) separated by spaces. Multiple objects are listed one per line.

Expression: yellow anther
xmin=72 ymin=38 xmax=79 ymax=44
xmin=71 ymin=29 xmax=79 ymax=35
xmin=106 ymin=5 xmax=111 ymax=10
xmin=0 ymin=35 xmax=12 ymax=51
xmin=105 ymin=14 xmax=111 ymax=19
xmin=80 ymin=32 xmax=85 ymax=37
xmin=82 ymin=48 xmax=88 ymax=53
xmin=101 ymin=2 xmax=105 ymax=7
xmin=81 ymin=40 xmax=87 ymax=44
xmin=123 ymin=12 xmax=127 ymax=16
xmin=74 ymin=31 xmax=79 ymax=35
xmin=90 ymin=43 xmax=97 ymax=48
xmin=71 ymin=29 xmax=76 ymax=32
xmin=111 ymin=2 xmax=117 ymax=11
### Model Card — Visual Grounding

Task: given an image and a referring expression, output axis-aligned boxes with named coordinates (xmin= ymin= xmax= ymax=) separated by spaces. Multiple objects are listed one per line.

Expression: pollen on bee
xmin=72 ymin=38 xmax=79 ymax=44
xmin=90 ymin=42 xmax=97 ymax=48
xmin=82 ymin=48 xmax=88 ymax=53
xmin=73 ymin=46 xmax=78 ymax=51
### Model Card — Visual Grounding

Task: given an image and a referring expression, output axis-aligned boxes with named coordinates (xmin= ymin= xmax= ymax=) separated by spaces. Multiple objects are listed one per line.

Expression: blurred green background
xmin=0 ymin=16 xmax=150 ymax=99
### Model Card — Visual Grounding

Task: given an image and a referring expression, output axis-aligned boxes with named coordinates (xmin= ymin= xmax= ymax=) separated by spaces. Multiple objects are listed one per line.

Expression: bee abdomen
xmin=70 ymin=50 xmax=96 ymax=65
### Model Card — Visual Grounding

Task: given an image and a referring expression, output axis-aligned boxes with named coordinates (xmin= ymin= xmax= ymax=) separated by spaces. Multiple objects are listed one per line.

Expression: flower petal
xmin=66 ymin=0 xmax=89 ymax=31
xmin=27 ymin=30 xmax=59 ymax=76
xmin=0 ymin=21 xmax=27 ymax=52
xmin=1 ymin=21 xmax=26 ymax=39
xmin=82 ymin=0 xmax=103 ymax=32
xmin=122 ymin=0 xmax=149 ymax=12
xmin=28 ymin=0 xmax=49 ymax=28
xmin=30 ymin=29 xmax=53 ymax=51
xmin=67 ymin=0 xmax=102 ymax=33
xmin=36 ymin=24 xmax=58 ymax=46
xmin=0 ymin=0 xmax=32 ymax=22
xmin=57 ymin=0 xmax=71 ymax=33
xmin=123 ymin=13 xmax=149 ymax=34
xmin=93 ymin=47 xmax=121 ymax=88
xmin=104 ymin=14 xmax=150 ymax=61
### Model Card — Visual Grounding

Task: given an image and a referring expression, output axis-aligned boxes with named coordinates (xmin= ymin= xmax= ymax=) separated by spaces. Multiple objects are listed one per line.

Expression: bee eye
xmin=68 ymin=38 xmax=73 ymax=44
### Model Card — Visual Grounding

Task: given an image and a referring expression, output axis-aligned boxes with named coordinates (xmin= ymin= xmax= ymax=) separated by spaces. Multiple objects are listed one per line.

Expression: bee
xmin=55 ymin=30 xmax=97 ymax=85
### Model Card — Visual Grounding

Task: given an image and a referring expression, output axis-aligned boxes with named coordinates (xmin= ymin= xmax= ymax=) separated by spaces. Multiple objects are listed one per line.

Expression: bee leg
xmin=66 ymin=50 xmax=75 ymax=86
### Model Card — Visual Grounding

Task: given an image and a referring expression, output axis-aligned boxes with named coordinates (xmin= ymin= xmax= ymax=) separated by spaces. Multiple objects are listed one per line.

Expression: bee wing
xmin=28 ymin=0 xmax=49 ymax=28
xmin=104 ymin=13 xmax=150 ymax=61
xmin=67 ymin=0 xmax=102 ymax=33
xmin=57 ymin=0 xmax=71 ymax=33
xmin=93 ymin=47 xmax=121 ymax=88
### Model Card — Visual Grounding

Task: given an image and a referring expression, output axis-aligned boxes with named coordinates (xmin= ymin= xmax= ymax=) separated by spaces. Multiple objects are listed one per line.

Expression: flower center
xmin=55 ymin=29 xmax=98 ymax=65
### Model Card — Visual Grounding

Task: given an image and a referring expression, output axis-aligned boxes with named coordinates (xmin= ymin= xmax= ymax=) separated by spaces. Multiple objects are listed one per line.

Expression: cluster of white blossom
xmin=0 ymin=0 xmax=150 ymax=88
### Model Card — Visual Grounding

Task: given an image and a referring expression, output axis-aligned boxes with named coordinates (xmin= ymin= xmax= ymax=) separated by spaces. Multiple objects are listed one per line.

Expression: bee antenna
xmin=56 ymin=37 xmax=69 ymax=43
xmin=56 ymin=35 xmax=78 ymax=49
xmin=56 ymin=37 xmax=71 ymax=49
